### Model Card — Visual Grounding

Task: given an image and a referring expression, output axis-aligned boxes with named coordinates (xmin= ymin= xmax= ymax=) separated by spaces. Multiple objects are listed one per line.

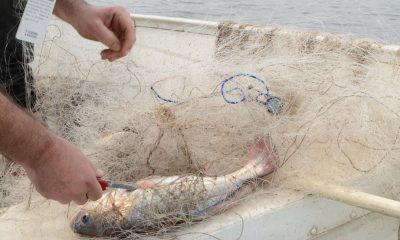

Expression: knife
xmin=97 ymin=177 xmax=138 ymax=192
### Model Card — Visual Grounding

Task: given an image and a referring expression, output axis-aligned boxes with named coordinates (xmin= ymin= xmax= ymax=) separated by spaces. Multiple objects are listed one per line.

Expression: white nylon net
xmin=1 ymin=16 xmax=400 ymax=239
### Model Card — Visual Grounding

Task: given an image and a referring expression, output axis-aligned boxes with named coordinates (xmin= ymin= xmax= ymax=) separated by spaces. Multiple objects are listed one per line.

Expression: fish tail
xmin=244 ymin=137 xmax=278 ymax=177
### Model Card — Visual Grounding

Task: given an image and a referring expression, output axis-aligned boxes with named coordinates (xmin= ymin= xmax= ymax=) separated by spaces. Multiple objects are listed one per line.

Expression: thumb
xmin=88 ymin=160 xmax=105 ymax=178
xmin=94 ymin=168 xmax=105 ymax=178
xmin=95 ymin=21 xmax=121 ymax=51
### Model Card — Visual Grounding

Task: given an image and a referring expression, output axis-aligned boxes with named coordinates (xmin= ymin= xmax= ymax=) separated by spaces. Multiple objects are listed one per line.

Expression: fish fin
xmin=135 ymin=179 xmax=157 ymax=189
xmin=135 ymin=175 xmax=165 ymax=189
xmin=245 ymin=137 xmax=278 ymax=177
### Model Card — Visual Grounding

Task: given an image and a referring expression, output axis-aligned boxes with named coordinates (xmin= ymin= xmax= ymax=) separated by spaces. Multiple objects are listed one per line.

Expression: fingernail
xmin=111 ymin=42 xmax=121 ymax=51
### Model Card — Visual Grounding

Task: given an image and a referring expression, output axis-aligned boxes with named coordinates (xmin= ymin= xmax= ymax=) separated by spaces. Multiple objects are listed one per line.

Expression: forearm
xmin=0 ymin=93 xmax=53 ymax=169
xmin=53 ymin=0 xmax=88 ymax=24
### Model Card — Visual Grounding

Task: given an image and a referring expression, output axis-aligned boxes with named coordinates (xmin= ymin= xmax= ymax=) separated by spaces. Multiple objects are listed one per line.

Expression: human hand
xmin=54 ymin=2 xmax=136 ymax=62
xmin=23 ymin=135 xmax=104 ymax=205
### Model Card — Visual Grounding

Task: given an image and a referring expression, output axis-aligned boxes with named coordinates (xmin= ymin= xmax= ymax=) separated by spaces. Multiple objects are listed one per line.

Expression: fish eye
xmin=81 ymin=213 xmax=90 ymax=224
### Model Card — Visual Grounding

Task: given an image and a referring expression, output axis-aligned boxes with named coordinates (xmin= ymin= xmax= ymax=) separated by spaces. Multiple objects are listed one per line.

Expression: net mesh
xmin=1 ymin=16 xmax=400 ymax=239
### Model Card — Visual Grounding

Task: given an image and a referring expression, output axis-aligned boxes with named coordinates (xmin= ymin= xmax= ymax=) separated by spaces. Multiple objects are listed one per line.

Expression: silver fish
xmin=70 ymin=138 xmax=277 ymax=237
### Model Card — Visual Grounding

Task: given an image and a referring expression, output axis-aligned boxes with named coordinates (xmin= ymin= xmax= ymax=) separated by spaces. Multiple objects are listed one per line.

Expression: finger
xmin=35 ymin=187 xmax=67 ymax=203
xmin=43 ymin=192 xmax=70 ymax=205
xmin=100 ymin=47 xmax=131 ymax=62
xmin=58 ymin=199 xmax=70 ymax=205
xmin=94 ymin=20 xmax=121 ymax=52
xmin=49 ymin=195 xmax=71 ymax=205
xmin=86 ymin=178 xmax=103 ymax=201
xmin=100 ymin=13 xmax=135 ymax=61
xmin=73 ymin=194 xmax=88 ymax=205
xmin=88 ymin=160 xmax=105 ymax=178
xmin=117 ymin=12 xmax=136 ymax=57
xmin=87 ymin=187 xmax=103 ymax=201
xmin=100 ymin=49 xmax=123 ymax=62
xmin=96 ymin=168 xmax=105 ymax=178
xmin=100 ymin=46 xmax=129 ymax=61
xmin=101 ymin=49 xmax=116 ymax=61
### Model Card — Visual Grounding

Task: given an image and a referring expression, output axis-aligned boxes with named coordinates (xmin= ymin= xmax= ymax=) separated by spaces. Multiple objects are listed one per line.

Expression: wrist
xmin=22 ymin=130 xmax=56 ymax=171
xmin=53 ymin=0 xmax=89 ymax=27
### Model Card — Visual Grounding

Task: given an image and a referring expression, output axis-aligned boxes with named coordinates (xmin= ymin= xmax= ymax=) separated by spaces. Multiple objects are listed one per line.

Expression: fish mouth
xmin=69 ymin=208 xmax=84 ymax=232
xmin=69 ymin=202 xmax=93 ymax=232
xmin=70 ymin=189 xmax=130 ymax=236
xmin=70 ymin=210 xmax=101 ymax=237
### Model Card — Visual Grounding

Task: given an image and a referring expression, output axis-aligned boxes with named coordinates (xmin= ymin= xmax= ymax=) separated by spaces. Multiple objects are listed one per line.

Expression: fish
xmin=70 ymin=138 xmax=277 ymax=237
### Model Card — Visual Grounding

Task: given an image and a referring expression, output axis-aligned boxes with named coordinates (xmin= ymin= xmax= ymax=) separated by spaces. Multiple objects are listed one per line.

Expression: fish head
xmin=70 ymin=189 xmax=132 ymax=236
xmin=71 ymin=209 xmax=106 ymax=236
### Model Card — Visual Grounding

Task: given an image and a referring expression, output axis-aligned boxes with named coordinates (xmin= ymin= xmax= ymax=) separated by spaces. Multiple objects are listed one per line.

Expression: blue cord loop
xmin=220 ymin=73 xmax=283 ymax=114
xmin=150 ymin=72 xmax=283 ymax=114
xmin=221 ymin=73 xmax=270 ymax=105
xmin=150 ymin=85 xmax=179 ymax=104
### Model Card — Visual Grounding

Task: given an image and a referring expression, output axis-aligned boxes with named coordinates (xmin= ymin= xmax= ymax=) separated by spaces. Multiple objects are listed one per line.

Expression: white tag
xmin=16 ymin=0 xmax=57 ymax=44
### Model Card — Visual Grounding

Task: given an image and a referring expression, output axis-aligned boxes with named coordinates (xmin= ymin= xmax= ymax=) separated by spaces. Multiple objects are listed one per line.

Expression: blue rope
xmin=221 ymin=73 xmax=270 ymax=105
xmin=150 ymin=86 xmax=179 ymax=104
xmin=151 ymin=73 xmax=276 ymax=108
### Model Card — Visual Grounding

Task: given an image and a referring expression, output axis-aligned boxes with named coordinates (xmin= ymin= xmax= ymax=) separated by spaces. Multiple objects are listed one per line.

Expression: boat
xmin=1 ymin=14 xmax=400 ymax=240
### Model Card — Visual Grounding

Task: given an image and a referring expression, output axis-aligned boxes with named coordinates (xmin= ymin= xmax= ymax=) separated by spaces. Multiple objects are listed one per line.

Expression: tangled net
xmin=1 ymin=16 xmax=400 ymax=239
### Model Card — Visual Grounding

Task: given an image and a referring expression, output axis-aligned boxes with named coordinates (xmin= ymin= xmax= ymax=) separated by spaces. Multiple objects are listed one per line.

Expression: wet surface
xmin=92 ymin=0 xmax=400 ymax=44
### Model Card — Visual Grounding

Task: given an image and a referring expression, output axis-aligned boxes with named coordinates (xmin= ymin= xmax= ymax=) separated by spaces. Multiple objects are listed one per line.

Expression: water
xmin=91 ymin=0 xmax=400 ymax=45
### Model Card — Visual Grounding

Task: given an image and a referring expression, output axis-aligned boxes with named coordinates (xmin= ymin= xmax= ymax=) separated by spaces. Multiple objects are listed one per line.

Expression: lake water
xmin=92 ymin=0 xmax=400 ymax=45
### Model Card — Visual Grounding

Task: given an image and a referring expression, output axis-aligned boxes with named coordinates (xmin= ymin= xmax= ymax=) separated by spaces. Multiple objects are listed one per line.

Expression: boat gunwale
xmin=132 ymin=14 xmax=400 ymax=65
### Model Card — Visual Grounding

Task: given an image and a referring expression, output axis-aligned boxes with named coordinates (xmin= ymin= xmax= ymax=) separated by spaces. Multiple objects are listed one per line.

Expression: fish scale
xmin=70 ymin=138 xmax=277 ymax=237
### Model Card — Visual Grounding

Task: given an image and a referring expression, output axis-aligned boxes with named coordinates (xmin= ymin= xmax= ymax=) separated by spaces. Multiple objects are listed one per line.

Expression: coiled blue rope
xmin=221 ymin=73 xmax=283 ymax=114
xmin=221 ymin=73 xmax=270 ymax=105
xmin=151 ymin=73 xmax=283 ymax=114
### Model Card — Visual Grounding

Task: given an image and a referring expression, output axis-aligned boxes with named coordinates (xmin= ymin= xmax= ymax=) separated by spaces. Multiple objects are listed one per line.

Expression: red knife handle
xmin=97 ymin=178 xmax=109 ymax=191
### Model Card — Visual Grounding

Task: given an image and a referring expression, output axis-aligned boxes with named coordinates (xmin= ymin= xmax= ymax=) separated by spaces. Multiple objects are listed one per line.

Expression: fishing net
xmin=1 ymin=14 xmax=400 ymax=239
